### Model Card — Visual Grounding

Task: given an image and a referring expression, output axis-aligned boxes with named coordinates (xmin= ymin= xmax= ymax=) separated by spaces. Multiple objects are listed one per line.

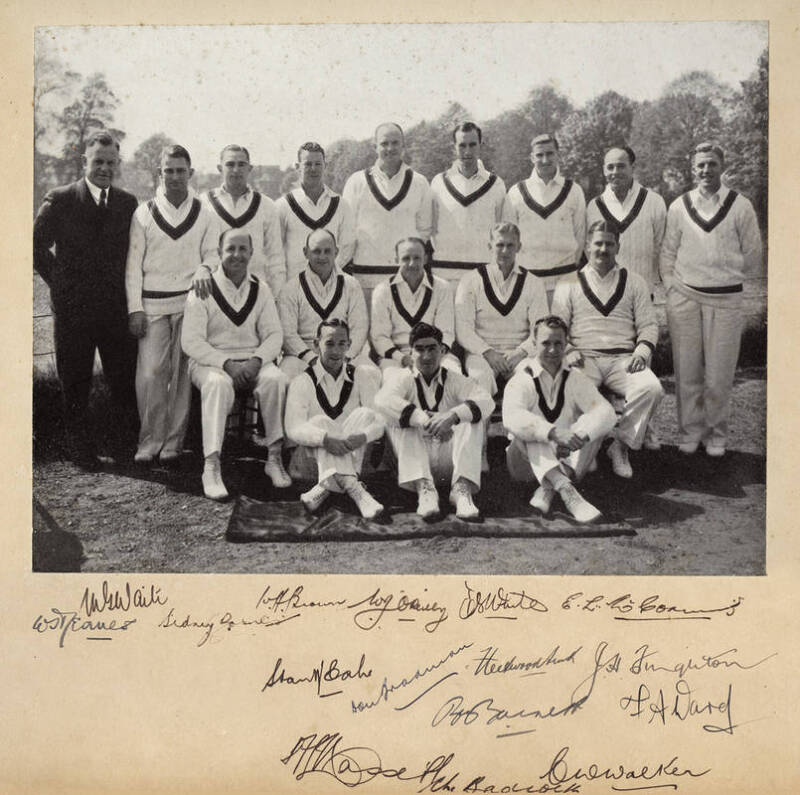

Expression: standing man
xmin=660 ymin=142 xmax=762 ymax=457
xmin=503 ymin=133 xmax=586 ymax=302
xmin=182 ymin=229 xmax=289 ymax=500
xmin=429 ymin=122 xmax=506 ymax=285
xmin=375 ymin=322 xmax=494 ymax=521
xmin=586 ymin=145 xmax=667 ymax=451
xmin=455 ymin=222 xmax=548 ymax=398
xmin=276 ymin=141 xmax=354 ymax=281
xmin=371 ymin=237 xmax=458 ymax=373
xmin=277 ymin=228 xmax=374 ymax=380
xmin=126 ymin=144 xmax=220 ymax=465
xmin=503 ymin=316 xmax=616 ymax=523
xmin=341 ymin=122 xmax=432 ymax=310
xmin=33 ymin=130 xmax=139 ymax=469
xmin=202 ymin=144 xmax=285 ymax=297
xmin=552 ymin=220 xmax=663 ymax=479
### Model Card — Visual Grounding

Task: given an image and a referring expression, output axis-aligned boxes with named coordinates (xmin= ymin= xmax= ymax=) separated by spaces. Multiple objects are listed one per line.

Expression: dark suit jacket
xmin=33 ymin=179 xmax=139 ymax=317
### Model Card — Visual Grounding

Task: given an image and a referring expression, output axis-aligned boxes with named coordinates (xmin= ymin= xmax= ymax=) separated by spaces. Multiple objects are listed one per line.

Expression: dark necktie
xmin=99 ymin=188 xmax=107 ymax=210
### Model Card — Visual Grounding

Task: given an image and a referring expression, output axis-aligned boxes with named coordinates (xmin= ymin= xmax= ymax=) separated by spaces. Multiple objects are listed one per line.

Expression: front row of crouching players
xmin=551 ymin=219 xmax=664 ymax=479
xmin=503 ymin=316 xmax=617 ymax=523
xmin=284 ymin=318 xmax=386 ymax=519
xmin=374 ymin=322 xmax=494 ymax=521
xmin=181 ymin=229 xmax=293 ymax=499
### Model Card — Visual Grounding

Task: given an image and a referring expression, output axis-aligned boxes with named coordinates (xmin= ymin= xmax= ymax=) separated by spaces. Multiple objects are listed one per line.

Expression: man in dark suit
xmin=33 ymin=130 xmax=139 ymax=468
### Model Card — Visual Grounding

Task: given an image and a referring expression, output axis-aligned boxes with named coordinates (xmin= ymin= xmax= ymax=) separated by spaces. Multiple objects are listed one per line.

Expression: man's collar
xmin=305 ymin=264 xmax=339 ymax=285
xmin=372 ymin=162 xmax=408 ymax=180
xmin=156 ymin=185 xmax=195 ymax=208
xmin=530 ymin=167 xmax=563 ymax=187
xmin=84 ymin=178 xmax=106 ymax=204
xmin=603 ymin=179 xmax=639 ymax=203
xmin=692 ymin=184 xmax=729 ymax=204
xmin=390 ymin=270 xmax=433 ymax=290
xmin=587 ymin=262 xmax=620 ymax=280
xmin=214 ymin=268 xmax=252 ymax=293
xmin=530 ymin=356 xmax=568 ymax=379
xmin=449 ymin=159 xmax=489 ymax=180
xmin=219 ymin=183 xmax=253 ymax=198
xmin=412 ymin=365 xmax=444 ymax=386
xmin=312 ymin=358 xmax=352 ymax=383
xmin=298 ymin=183 xmax=332 ymax=201
xmin=489 ymin=260 xmax=522 ymax=279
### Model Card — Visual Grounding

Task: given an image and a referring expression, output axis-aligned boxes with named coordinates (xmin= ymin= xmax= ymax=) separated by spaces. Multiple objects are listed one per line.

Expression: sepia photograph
xmin=32 ymin=21 xmax=768 ymax=576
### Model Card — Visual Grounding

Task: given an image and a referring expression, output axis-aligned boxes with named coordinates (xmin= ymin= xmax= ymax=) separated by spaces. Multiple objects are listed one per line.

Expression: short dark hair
xmin=605 ymin=145 xmax=636 ymax=166
xmin=219 ymin=144 xmax=250 ymax=162
xmin=693 ymin=141 xmax=725 ymax=165
xmin=587 ymin=218 xmax=621 ymax=243
xmin=297 ymin=141 xmax=326 ymax=162
xmin=531 ymin=133 xmax=559 ymax=151
xmin=394 ymin=236 xmax=427 ymax=258
xmin=452 ymin=121 xmax=482 ymax=143
xmin=409 ymin=322 xmax=443 ymax=346
xmin=218 ymin=228 xmax=253 ymax=250
xmin=316 ymin=317 xmax=350 ymax=338
xmin=84 ymin=130 xmax=120 ymax=152
xmin=534 ymin=315 xmax=569 ymax=338
xmin=160 ymin=144 xmax=192 ymax=167
xmin=305 ymin=228 xmax=337 ymax=250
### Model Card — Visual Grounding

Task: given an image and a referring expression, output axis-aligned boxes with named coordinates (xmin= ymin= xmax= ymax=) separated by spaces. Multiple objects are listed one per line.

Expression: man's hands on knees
xmin=548 ymin=426 xmax=589 ymax=458
xmin=627 ymin=345 xmax=651 ymax=374
xmin=425 ymin=411 xmax=458 ymax=441
xmin=128 ymin=311 xmax=147 ymax=338
xmin=323 ymin=433 xmax=354 ymax=456
xmin=483 ymin=348 xmax=512 ymax=378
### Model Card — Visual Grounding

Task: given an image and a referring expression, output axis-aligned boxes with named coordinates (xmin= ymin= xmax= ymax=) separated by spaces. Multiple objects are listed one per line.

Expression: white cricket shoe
xmin=264 ymin=457 xmax=292 ymax=488
xmin=202 ymin=457 xmax=229 ymax=501
xmin=450 ymin=480 xmax=480 ymax=521
xmin=346 ymin=481 xmax=384 ymax=520
xmin=416 ymin=479 xmax=440 ymax=519
xmin=300 ymin=484 xmax=330 ymax=514
xmin=529 ymin=482 xmax=555 ymax=514
xmin=558 ymin=483 xmax=602 ymax=524
xmin=607 ymin=439 xmax=633 ymax=479
xmin=678 ymin=441 xmax=700 ymax=454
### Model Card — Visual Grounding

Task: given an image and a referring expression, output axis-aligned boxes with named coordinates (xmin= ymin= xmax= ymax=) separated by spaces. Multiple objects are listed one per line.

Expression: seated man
xmin=503 ymin=316 xmax=616 ymax=523
xmin=374 ymin=322 xmax=494 ymax=521
xmin=181 ymin=229 xmax=291 ymax=500
xmin=285 ymin=318 xmax=385 ymax=519
xmin=371 ymin=237 xmax=459 ymax=373
xmin=552 ymin=219 xmax=663 ymax=478
xmin=277 ymin=228 xmax=375 ymax=379
xmin=455 ymin=222 xmax=548 ymax=397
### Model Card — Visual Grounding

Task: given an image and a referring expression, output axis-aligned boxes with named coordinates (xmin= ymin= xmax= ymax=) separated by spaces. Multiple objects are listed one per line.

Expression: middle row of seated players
xmin=180 ymin=218 xmax=663 ymax=521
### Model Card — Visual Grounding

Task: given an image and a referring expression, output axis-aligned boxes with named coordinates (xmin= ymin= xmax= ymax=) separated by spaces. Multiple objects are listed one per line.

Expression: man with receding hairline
xmin=201 ymin=143 xmax=286 ymax=296
xmin=503 ymin=133 xmax=586 ymax=302
xmin=276 ymin=141 xmax=354 ymax=281
xmin=341 ymin=122 xmax=433 ymax=310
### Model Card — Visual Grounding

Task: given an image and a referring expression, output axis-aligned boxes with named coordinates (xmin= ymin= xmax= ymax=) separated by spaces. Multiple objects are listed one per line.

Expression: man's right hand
xmin=483 ymin=349 xmax=510 ymax=378
xmin=548 ymin=426 xmax=588 ymax=452
xmin=128 ymin=312 xmax=147 ymax=338
xmin=224 ymin=360 xmax=250 ymax=390
xmin=323 ymin=434 xmax=351 ymax=456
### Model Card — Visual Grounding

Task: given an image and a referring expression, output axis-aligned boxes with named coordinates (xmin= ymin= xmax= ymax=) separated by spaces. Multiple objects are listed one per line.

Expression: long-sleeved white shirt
xmin=370 ymin=271 xmax=454 ymax=362
xmin=341 ymin=164 xmax=433 ymax=288
xmin=375 ymin=364 xmax=495 ymax=429
xmin=659 ymin=186 xmax=763 ymax=289
xmin=275 ymin=185 xmax=355 ymax=281
xmin=285 ymin=360 xmax=384 ymax=448
xmin=502 ymin=169 xmax=586 ymax=274
xmin=277 ymin=266 xmax=368 ymax=361
xmin=126 ymin=187 xmax=220 ymax=315
xmin=181 ymin=270 xmax=282 ymax=369
xmin=430 ymin=160 xmax=506 ymax=276
xmin=586 ymin=181 xmax=666 ymax=291
xmin=201 ymin=185 xmax=286 ymax=296
xmin=551 ymin=265 xmax=659 ymax=354
xmin=455 ymin=262 xmax=548 ymax=356
xmin=503 ymin=357 xmax=617 ymax=443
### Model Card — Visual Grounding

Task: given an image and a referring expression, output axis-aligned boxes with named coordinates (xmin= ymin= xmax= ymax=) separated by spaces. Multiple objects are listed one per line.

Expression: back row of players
xmin=34 ymin=122 xmax=763 ymax=522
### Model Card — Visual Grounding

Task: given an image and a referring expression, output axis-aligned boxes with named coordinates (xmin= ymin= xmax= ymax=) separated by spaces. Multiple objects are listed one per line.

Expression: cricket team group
xmin=33 ymin=121 xmax=763 ymax=524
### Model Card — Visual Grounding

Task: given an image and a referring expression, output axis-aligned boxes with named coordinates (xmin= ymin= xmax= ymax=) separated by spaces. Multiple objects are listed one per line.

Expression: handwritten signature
xmin=347 ymin=587 xmax=448 ymax=633
xmin=473 ymin=645 xmax=582 ymax=677
xmin=460 ymin=581 xmax=549 ymax=620
xmin=262 ymin=654 xmax=372 ymax=697
xmin=32 ymin=608 xmax=136 ymax=648
xmin=79 ymin=581 xmax=168 ymax=618
xmin=157 ymin=608 xmax=299 ymax=647
xmin=561 ymin=592 xmax=743 ymax=620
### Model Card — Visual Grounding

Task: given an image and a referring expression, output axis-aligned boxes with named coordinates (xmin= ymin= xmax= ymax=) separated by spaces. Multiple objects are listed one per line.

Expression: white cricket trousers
xmin=288 ymin=407 xmax=378 ymax=491
xmin=579 ymin=354 xmax=663 ymax=449
xmin=188 ymin=360 xmax=288 ymax=457
xmin=666 ymin=282 xmax=743 ymax=447
xmin=386 ymin=419 xmax=485 ymax=493
xmin=136 ymin=312 xmax=191 ymax=457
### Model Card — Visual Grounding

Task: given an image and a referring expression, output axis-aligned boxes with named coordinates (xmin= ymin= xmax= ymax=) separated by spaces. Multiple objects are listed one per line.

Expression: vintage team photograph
xmin=31 ymin=22 xmax=768 ymax=575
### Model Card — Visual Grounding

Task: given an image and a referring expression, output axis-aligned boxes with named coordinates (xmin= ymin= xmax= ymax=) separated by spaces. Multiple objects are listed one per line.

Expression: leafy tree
xmin=405 ymin=102 xmax=473 ymax=179
xmin=324 ymin=138 xmax=374 ymax=193
xmin=131 ymin=133 xmax=176 ymax=192
xmin=662 ymin=70 xmax=738 ymax=121
xmin=559 ymin=91 xmax=637 ymax=198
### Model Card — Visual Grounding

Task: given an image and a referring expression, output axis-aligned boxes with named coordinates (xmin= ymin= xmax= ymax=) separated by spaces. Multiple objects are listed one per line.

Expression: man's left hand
xmin=627 ymin=353 xmax=648 ymax=373
xmin=426 ymin=411 xmax=458 ymax=440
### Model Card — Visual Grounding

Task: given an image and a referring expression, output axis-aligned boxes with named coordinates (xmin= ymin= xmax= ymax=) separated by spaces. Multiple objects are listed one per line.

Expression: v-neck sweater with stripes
xmin=551 ymin=266 xmax=659 ymax=353
xmin=659 ymin=187 xmax=762 ymax=289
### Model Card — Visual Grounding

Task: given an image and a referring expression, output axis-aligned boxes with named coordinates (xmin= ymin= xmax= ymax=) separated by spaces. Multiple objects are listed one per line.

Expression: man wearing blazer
xmin=33 ymin=130 xmax=139 ymax=469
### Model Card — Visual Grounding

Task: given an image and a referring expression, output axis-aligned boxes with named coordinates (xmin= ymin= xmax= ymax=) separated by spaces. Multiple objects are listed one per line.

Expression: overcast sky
xmin=35 ymin=22 xmax=767 ymax=172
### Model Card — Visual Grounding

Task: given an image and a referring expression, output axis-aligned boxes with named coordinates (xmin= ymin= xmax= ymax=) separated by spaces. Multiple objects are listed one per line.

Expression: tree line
xmin=34 ymin=49 xmax=768 ymax=238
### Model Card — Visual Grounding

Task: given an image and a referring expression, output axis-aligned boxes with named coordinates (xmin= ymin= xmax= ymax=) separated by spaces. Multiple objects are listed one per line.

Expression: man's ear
xmin=217 ymin=163 xmax=222 ymax=174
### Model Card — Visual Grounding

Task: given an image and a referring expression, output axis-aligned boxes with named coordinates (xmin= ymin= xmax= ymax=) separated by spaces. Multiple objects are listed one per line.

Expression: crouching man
xmin=285 ymin=318 xmax=385 ymax=519
xmin=374 ymin=322 xmax=494 ymax=521
xmin=181 ymin=229 xmax=290 ymax=500
xmin=503 ymin=316 xmax=616 ymax=523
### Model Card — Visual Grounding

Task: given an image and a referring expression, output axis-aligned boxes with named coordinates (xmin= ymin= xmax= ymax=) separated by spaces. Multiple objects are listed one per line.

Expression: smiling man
xmin=201 ymin=144 xmax=286 ymax=297
xmin=374 ymin=322 xmax=494 ymax=521
xmin=181 ymin=229 xmax=288 ymax=500
xmin=660 ymin=142 xmax=762 ymax=458
xmin=125 ymin=144 xmax=220 ymax=466
xmin=429 ymin=122 xmax=506 ymax=285
xmin=33 ymin=130 xmax=140 ymax=469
